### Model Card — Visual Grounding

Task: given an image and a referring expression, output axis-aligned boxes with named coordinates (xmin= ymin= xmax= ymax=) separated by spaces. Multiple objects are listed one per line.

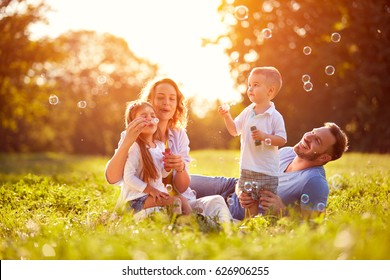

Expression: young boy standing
xmin=218 ymin=66 xmax=287 ymax=217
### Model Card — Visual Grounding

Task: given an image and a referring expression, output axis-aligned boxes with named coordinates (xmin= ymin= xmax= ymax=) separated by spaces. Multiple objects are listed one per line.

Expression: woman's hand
xmin=163 ymin=152 xmax=185 ymax=172
xmin=144 ymin=185 xmax=169 ymax=203
xmin=259 ymin=191 xmax=286 ymax=214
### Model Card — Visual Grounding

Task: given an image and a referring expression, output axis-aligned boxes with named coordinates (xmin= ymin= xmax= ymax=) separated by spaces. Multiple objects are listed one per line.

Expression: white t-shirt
xmin=234 ymin=102 xmax=286 ymax=176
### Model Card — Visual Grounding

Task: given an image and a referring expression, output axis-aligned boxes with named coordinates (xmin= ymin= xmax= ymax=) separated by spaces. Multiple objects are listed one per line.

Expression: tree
xmin=212 ymin=0 xmax=390 ymax=152
xmin=0 ymin=0 xmax=58 ymax=152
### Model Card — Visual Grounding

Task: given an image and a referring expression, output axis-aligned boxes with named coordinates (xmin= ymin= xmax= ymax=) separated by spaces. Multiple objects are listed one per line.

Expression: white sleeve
xmin=176 ymin=129 xmax=191 ymax=171
xmin=123 ymin=143 xmax=147 ymax=192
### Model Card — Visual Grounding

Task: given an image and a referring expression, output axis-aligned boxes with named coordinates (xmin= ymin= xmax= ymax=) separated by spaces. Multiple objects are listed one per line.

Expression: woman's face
xmin=151 ymin=83 xmax=177 ymax=121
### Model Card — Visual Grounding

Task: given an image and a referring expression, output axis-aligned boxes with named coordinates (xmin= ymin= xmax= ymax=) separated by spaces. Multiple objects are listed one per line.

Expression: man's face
xmin=294 ymin=127 xmax=336 ymax=161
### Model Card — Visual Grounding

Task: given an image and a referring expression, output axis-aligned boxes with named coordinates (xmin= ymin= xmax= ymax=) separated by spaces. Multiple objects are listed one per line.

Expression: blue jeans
xmin=189 ymin=174 xmax=237 ymax=199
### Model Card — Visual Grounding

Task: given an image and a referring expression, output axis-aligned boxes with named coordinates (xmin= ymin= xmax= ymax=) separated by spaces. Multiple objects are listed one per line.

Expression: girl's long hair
xmin=139 ymin=77 xmax=188 ymax=130
xmin=125 ymin=100 xmax=158 ymax=184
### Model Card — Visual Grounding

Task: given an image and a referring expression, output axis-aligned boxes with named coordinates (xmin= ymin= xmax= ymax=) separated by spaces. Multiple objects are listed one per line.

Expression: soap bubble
xmin=151 ymin=118 xmax=159 ymax=124
xmin=331 ymin=32 xmax=341 ymax=43
xmin=303 ymin=46 xmax=312 ymax=55
xmin=48 ymin=94 xmax=59 ymax=105
xmin=227 ymin=196 xmax=235 ymax=206
xmin=262 ymin=28 xmax=272 ymax=39
xmin=303 ymin=81 xmax=313 ymax=92
xmin=165 ymin=184 xmax=173 ymax=192
xmin=77 ymin=101 xmax=87 ymax=109
xmin=317 ymin=202 xmax=326 ymax=212
xmin=325 ymin=65 xmax=335 ymax=75
xmin=301 ymin=194 xmax=310 ymax=204
xmin=302 ymin=74 xmax=311 ymax=83
xmin=264 ymin=138 xmax=272 ymax=146
xmin=244 ymin=181 xmax=253 ymax=193
xmin=234 ymin=5 xmax=249 ymax=20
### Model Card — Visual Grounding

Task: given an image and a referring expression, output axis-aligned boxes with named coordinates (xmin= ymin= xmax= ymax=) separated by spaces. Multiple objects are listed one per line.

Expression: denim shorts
xmin=128 ymin=195 xmax=148 ymax=213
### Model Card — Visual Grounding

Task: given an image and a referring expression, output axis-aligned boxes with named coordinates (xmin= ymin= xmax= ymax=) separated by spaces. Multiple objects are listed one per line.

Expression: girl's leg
xmin=189 ymin=175 xmax=237 ymax=200
xmin=143 ymin=195 xmax=182 ymax=214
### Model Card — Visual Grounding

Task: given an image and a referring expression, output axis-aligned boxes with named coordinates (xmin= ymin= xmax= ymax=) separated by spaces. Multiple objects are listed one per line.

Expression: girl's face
xmin=135 ymin=105 xmax=158 ymax=135
xmin=151 ymin=83 xmax=177 ymax=121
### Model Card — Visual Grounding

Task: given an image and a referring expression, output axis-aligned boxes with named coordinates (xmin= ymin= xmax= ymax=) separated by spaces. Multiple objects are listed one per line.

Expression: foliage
xmin=211 ymin=0 xmax=390 ymax=152
xmin=1 ymin=151 xmax=389 ymax=259
xmin=0 ymin=0 xmax=157 ymax=154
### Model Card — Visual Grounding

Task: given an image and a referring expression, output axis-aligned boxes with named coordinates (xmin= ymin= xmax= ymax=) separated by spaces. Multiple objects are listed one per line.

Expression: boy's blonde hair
xmin=249 ymin=66 xmax=283 ymax=98
xmin=125 ymin=100 xmax=158 ymax=184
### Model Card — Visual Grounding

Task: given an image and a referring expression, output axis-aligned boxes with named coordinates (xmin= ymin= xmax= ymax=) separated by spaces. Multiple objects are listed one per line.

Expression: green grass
xmin=1 ymin=151 xmax=389 ymax=260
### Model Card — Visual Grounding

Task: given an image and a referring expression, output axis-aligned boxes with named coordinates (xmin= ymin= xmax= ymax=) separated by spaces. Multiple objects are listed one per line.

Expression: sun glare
xmin=30 ymin=0 xmax=241 ymax=116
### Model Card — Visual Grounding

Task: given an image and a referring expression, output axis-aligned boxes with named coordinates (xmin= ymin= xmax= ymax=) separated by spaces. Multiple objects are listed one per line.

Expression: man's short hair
xmin=324 ymin=122 xmax=349 ymax=161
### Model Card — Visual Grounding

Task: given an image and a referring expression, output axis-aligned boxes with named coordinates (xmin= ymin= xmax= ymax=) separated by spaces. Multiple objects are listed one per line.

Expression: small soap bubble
xmin=77 ymin=100 xmax=87 ymax=109
xmin=264 ymin=138 xmax=272 ymax=146
xmin=227 ymin=196 xmax=235 ymax=206
xmin=251 ymin=181 xmax=259 ymax=191
xmin=244 ymin=181 xmax=253 ymax=193
xmin=325 ymin=65 xmax=335 ymax=75
xmin=165 ymin=184 xmax=173 ymax=192
xmin=222 ymin=103 xmax=230 ymax=111
xmin=302 ymin=74 xmax=311 ymax=83
xmin=303 ymin=81 xmax=313 ymax=92
xmin=97 ymin=75 xmax=107 ymax=84
xmin=317 ymin=202 xmax=326 ymax=212
xmin=262 ymin=28 xmax=272 ymax=39
xmin=48 ymin=94 xmax=59 ymax=105
xmin=331 ymin=32 xmax=341 ymax=43
xmin=151 ymin=117 xmax=159 ymax=124
xmin=234 ymin=5 xmax=249 ymax=20
xmin=303 ymin=46 xmax=312 ymax=55
xmin=301 ymin=194 xmax=310 ymax=204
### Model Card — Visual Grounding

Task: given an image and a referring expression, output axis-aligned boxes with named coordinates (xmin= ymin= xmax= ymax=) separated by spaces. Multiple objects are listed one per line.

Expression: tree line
xmin=1 ymin=0 xmax=389 ymax=154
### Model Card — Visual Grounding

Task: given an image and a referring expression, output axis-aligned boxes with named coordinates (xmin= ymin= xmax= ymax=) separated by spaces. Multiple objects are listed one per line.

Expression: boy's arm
xmin=218 ymin=106 xmax=237 ymax=136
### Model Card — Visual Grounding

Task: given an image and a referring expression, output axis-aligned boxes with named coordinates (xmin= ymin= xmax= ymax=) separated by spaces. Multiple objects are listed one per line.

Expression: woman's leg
xmin=189 ymin=174 xmax=237 ymax=199
xmin=190 ymin=195 xmax=233 ymax=223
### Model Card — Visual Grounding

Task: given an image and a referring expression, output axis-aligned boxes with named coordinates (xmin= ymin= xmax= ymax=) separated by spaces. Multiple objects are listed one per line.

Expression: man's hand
xmin=259 ymin=190 xmax=286 ymax=214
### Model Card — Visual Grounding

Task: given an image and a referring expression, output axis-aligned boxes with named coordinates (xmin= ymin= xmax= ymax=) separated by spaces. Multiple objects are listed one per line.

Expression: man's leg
xmin=189 ymin=174 xmax=237 ymax=199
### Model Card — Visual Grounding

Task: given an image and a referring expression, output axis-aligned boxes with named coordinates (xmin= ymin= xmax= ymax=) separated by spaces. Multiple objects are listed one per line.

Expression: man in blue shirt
xmin=190 ymin=122 xmax=349 ymax=219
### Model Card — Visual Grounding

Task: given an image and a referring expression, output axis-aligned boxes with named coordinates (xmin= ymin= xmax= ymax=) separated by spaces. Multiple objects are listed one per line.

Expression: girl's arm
xmin=105 ymin=117 xmax=147 ymax=184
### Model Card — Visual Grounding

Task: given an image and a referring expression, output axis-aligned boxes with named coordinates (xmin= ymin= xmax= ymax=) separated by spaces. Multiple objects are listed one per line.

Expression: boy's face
xmin=247 ymin=73 xmax=273 ymax=104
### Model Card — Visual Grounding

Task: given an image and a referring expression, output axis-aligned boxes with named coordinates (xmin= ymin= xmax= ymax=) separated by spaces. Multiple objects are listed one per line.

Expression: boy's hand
xmin=218 ymin=105 xmax=230 ymax=117
xmin=251 ymin=128 xmax=266 ymax=142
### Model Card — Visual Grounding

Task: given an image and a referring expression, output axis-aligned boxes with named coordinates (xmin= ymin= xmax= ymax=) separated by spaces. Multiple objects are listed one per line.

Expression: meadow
xmin=0 ymin=150 xmax=389 ymax=260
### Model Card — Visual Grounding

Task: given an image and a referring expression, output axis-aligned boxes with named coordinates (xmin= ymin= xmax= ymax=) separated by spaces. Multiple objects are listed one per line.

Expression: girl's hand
xmin=123 ymin=117 xmax=148 ymax=144
xmin=259 ymin=191 xmax=285 ymax=213
xmin=163 ymin=152 xmax=185 ymax=172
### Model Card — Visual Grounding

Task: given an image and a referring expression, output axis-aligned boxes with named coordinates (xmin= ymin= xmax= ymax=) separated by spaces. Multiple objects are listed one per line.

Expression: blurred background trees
xmin=1 ymin=0 xmax=389 ymax=154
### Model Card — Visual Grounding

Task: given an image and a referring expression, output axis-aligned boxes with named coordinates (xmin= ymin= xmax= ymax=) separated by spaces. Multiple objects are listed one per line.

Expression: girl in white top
xmin=106 ymin=77 xmax=232 ymax=223
xmin=118 ymin=100 xmax=191 ymax=215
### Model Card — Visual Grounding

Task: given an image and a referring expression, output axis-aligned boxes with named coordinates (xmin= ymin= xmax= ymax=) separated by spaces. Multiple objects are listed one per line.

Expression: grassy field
xmin=0 ymin=150 xmax=389 ymax=260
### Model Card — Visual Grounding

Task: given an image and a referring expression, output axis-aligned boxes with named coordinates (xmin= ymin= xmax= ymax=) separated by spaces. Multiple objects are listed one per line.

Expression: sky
xmin=30 ymin=0 xmax=242 ymax=116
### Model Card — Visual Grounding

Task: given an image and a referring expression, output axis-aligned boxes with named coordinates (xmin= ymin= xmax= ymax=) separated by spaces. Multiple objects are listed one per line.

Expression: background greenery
xmin=1 ymin=0 xmax=389 ymax=154
xmin=1 ymin=151 xmax=389 ymax=259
